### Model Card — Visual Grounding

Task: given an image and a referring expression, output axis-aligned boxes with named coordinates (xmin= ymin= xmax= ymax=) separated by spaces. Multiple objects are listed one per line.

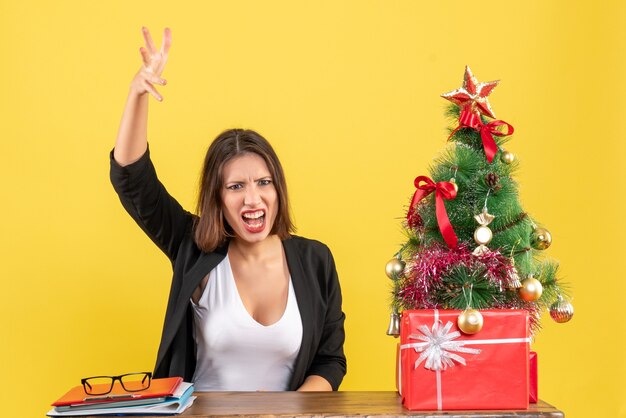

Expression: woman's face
xmin=220 ymin=153 xmax=278 ymax=244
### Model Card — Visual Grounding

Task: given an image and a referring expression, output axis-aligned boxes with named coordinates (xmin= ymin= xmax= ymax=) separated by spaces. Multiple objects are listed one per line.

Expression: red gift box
xmin=399 ymin=309 xmax=530 ymax=410
xmin=529 ymin=351 xmax=538 ymax=403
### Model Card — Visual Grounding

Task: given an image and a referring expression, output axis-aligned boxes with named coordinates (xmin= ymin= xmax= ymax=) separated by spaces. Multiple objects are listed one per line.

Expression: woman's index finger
xmin=142 ymin=26 xmax=158 ymax=54
xmin=160 ymin=27 xmax=172 ymax=55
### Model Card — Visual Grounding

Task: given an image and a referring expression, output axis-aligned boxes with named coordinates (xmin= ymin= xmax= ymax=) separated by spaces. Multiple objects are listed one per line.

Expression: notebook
xmin=52 ymin=377 xmax=182 ymax=407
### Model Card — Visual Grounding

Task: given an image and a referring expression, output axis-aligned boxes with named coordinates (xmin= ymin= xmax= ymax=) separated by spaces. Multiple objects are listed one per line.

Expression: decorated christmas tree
xmin=386 ymin=66 xmax=574 ymax=337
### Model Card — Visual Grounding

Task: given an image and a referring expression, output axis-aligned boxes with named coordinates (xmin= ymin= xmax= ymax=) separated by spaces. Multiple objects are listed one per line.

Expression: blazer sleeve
xmin=306 ymin=246 xmax=347 ymax=390
xmin=109 ymin=146 xmax=193 ymax=262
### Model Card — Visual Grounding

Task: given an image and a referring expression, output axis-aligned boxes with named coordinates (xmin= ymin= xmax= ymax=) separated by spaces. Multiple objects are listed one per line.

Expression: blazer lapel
xmin=283 ymin=237 xmax=314 ymax=389
xmin=159 ymin=246 xmax=228 ymax=363
xmin=179 ymin=246 xmax=228 ymax=306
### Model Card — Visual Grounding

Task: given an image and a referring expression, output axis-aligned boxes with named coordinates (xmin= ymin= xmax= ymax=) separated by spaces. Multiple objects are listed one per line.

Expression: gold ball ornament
xmin=457 ymin=309 xmax=484 ymax=334
xmin=449 ymin=178 xmax=459 ymax=193
xmin=550 ymin=297 xmax=574 ymax=323
xmin=385 ymin=258 xmax=406 ymax=280
xmin=500 ymin=150 xmax=515 ymax=164
xmin=531 ymin=227 xmax=552 ymax=250
xmin=519 ymin=277 xmax=543 ymax=301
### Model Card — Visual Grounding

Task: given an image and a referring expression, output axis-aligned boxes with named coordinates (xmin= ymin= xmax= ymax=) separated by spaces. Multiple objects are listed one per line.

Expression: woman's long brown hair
xmin=194 ymin=129 xmax=294 ymax=252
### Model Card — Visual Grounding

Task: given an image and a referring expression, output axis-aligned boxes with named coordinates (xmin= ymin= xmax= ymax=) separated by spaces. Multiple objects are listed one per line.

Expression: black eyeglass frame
xmin=81 ymin=372 xmax=152 ymax=395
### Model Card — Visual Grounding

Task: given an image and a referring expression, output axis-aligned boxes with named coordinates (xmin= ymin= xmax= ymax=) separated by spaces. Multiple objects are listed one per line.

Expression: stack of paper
xmin=47 ymin=377 xmax=195 ymax=416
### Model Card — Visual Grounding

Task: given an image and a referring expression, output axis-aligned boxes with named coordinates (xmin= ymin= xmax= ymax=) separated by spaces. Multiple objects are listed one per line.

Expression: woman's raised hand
xmin=130 ymin=27 xmax=172 ymax=101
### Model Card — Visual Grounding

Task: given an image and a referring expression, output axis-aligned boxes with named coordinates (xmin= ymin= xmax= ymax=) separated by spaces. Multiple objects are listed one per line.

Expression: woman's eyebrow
xmin=224 ymin=175 xmax=272 ymax=183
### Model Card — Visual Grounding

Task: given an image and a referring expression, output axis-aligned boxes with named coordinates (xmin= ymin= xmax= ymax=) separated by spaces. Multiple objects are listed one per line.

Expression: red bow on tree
xmin=450 ymin=108 xmax=514 ymax=163
xmin=408 ymin=176 xmax=458 ymax=248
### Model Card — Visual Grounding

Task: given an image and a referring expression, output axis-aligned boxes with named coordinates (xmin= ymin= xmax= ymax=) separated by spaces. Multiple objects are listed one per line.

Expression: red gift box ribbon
xmin=399 ymin=310 xmax=531 ymax=410
xmin=405 ymin=320 xmax=481 ymax=371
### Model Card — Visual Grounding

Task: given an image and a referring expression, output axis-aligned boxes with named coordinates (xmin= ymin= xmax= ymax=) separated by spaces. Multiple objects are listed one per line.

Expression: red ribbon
xmin=479 ymin=120 xmax=514 ymax=163
xmin=448 ymin=109 xmax=514 ymax=163
xmin=408 ymin=176 xmax=458 ymax=248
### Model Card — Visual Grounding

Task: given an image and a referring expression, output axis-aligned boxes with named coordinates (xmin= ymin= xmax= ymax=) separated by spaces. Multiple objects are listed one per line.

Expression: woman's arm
xmin=110 ymin=27 xmax=191 ymax=262
xmin=303 ymin=245 xmax=347 ymax=391
xmin=114 ymin=27 xmax=171 ymax=166
xmin=297 ymin=375 xmax=332 ymax=391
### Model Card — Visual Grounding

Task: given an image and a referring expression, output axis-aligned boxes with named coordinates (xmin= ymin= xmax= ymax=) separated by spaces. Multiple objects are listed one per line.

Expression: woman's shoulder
xmin=283 ymin=236 xmax=339 ymax=294
xmin=283 ymin=235 xmax=333 ymax=261
xmin=284 ymin=234 xmax=328 ymax=249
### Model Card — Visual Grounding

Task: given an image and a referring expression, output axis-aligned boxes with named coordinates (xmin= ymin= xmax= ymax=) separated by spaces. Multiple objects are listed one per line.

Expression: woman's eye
xmin=227 ymin=184 xmax=243 ymax=190
xmin=259 ymin=179 xmax=272 ymax=186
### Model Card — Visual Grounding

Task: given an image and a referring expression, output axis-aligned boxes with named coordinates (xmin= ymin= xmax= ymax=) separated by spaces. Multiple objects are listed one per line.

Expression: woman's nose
xmin=243 ymin=186 xmax=261 ymax=206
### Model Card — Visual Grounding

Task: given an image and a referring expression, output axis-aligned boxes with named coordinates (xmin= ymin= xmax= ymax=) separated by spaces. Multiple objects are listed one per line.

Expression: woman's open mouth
xmin=241 ymin=209 xmax=266 ymax=233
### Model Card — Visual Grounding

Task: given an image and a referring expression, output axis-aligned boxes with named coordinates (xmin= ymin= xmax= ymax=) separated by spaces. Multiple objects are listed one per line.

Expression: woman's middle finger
xmin=160 ymin=28 xmax=172 ymax=56
xmin=154 ymin=54 xmax=169 ymax=77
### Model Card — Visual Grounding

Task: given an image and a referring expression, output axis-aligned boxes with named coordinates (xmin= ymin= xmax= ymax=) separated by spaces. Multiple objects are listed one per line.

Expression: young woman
xmin=110 ymin=27 xmax=346 ymax=391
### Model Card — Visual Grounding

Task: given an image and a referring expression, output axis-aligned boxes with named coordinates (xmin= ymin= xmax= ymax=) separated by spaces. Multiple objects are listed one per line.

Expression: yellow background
xmin=1 ymin=1 xmax=624 ymax=417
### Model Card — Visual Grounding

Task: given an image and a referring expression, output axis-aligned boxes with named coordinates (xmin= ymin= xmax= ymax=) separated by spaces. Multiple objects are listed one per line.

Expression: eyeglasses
xmin=81 ymin=372 xmax=152 ymax=395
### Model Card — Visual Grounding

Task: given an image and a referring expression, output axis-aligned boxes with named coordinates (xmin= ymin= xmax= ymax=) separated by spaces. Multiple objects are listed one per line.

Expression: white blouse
xmin=190 ymin=255 xmax=303 ymax=391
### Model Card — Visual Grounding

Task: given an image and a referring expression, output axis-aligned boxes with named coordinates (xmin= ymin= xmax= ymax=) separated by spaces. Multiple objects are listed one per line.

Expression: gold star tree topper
xmin=441 ymin=66 xmax=499 ymax=119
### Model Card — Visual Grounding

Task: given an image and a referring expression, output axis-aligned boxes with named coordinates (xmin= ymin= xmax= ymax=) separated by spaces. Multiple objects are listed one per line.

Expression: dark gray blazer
xmin=110 ymin=147 xmax=347 ymax=390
